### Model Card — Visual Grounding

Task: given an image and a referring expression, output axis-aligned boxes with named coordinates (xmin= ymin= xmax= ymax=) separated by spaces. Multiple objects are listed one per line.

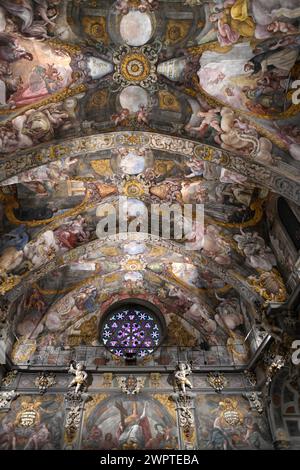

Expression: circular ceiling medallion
xmin=111 ymin=147 xmax=154 ymax=175
xmin=112 ymin=43 xmax=161 ymax=92
xmin=120 ymin=11 xmax=153 ymax=46
xmin=119 ymin=85 xmax=149 ymax=113
xmin=120 ymin=52 xmax=151 ymax=82
xmin=120 ymin=152 xmax=146 ymax=175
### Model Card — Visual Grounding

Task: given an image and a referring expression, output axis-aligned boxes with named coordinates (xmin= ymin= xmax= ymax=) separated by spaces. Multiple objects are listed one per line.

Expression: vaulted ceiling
xmin=0 ymin=0 xmax=299 ymax=367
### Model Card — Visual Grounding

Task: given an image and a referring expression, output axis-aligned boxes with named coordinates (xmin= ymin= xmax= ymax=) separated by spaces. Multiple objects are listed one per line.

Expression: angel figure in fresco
xmin=264 ymin=21 xmax=298 ymax=35
xmin=198 ymin=107 xmax=274 ymax=164
xmin=209 ymin=0 xmax=300 ymax=45
xmin=186 ymin=107 xmax=222 ymax=136
xmin=250 ymin=0 xmax=300 ymax=28
xmin=209 ymin=0 xmax=255 ymax=46
xmin=233 ymin=230 xmax=277 ymax=271
xmin=115 ymin=0 xmax=130 ymax=15
xmin=244 ymin=47 xmax=298 ymax=77
xmin=115 ymin=0 xmax=158 ymax=14
xmin=68 ymin=361 xmax=88 ymax=395
xmin=115 ymin=401 xmax=151 ymax=449
xmin=138 ymin=0 xmax=159 ymax=13
xmin=214 ymin=294 xmax=244 ymax=336
xmin=9 ymin=64 xmax=64 ymax=108
xmin=55 ymin=216 xmax=90 ymax=250
xmin=111 ymin=108 xmax=130 ymax=126
xmin=4 ymin=101 xmax=71 ymax=152
xmin=0 ymin=0 xmax=61 ymax=39
xmin=0 ymin=61 xmax=23 ymax=106
xmin=136 ymin=105 xmax=149 ymax=125
xmin=0 ymin=33 xmax=33 ymax=63
xmin=174 ymin=362 xmax=193 ymax=395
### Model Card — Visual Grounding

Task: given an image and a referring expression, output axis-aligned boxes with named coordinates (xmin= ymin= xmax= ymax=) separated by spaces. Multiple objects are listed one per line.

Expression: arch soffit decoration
xmin=0 ymin=132 xmax=300 ymax=204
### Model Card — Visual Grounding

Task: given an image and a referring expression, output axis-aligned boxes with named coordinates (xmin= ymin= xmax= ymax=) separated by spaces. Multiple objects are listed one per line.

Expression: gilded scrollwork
xmin=34 ymin=372 xmax=56 ymax=394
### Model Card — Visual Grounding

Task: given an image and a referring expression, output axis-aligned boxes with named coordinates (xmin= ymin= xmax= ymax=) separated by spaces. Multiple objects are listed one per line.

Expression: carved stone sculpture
xmin=68 ymin=361 xmax=88 ymax=395
xmin=174 ymin=362 xmax=193 ymax=395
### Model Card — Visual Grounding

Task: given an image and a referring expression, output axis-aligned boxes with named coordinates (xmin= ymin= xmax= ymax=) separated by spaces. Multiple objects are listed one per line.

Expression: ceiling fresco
xmin=0 ymin=0 xmax=299 ymax=369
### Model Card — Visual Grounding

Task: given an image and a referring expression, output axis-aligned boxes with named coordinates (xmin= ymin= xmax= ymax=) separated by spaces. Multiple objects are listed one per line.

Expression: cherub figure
xmin=111 ymin=108 xmax=130 ymax=126
xmin=136 ymin=105 xmax=149 ymax=125
xmin=115 ymin=0 xmax=130 ymax=15
xmin=138 ymin=0 xmax=159 ymax=13
xmin=186 ymin=107 xmax=222 ymax=136
xmin=174 ymin=362 xmax=193 ymax=395
xmin=68 ymin=361 xmax=88 ymax=395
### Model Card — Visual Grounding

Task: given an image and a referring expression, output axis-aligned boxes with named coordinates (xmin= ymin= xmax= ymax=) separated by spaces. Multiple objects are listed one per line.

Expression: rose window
xmin=101 ymin=305 xmax=162 ymax=358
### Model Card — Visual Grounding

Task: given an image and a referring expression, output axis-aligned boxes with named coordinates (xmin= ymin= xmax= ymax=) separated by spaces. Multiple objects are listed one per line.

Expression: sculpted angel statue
xmin=68 ymin=361 xmax=88 ymax=395
xmin=174 ymin=362 xmax=193 ymax=395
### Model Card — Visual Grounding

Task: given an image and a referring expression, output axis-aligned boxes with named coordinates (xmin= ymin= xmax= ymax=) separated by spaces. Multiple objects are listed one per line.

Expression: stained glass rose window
xmin=101 ymin=305 xmax=162 ymax=358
